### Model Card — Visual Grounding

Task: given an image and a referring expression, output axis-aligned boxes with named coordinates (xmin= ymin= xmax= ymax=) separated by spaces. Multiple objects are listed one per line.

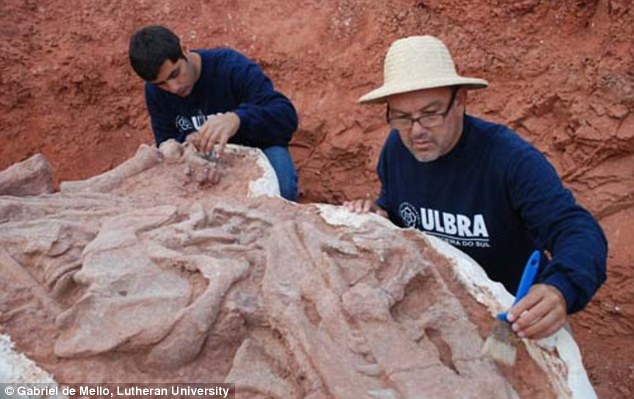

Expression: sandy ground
xmin=1 ymin=0 xmax=632 ymax=397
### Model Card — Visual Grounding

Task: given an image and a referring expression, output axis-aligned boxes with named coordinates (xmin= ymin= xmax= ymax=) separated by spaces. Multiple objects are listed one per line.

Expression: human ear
xmin=180 ymin=44 xmax=189 ymax=60
xmin=456 ymin=89 xmax=468 ymax=108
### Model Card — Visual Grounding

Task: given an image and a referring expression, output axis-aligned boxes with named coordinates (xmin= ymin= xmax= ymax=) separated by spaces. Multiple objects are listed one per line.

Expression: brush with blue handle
xmin=482 ymin=250 xmax=541 ymax=366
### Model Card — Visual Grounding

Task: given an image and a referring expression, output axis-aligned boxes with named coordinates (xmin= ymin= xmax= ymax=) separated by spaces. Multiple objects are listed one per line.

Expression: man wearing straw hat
xmin=345 ymin=36 xmax=606 ymax=340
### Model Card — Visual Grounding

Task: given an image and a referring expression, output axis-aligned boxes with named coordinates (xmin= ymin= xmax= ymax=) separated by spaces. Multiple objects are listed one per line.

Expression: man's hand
xmin=185 ymin=131 xmax=202 ymax=148
xmin=507 ymin=284 xmax=567 ymax=340
xmin=197 ymin=112 xmax=241 ymax=157
xmin=343 ymin=199 xmax=388 ymax=217
xmin=184 ymin=132 xmax=221 ymax=185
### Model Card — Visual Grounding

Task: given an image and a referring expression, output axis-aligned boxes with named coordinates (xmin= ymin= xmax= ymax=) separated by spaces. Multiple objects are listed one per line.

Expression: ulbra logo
xmin=398 ymin=202 xmax=419 ymax=228
xmin=398 ymin=204 xmax=490 ymax=247
xmin=419 ymin=207 xmax=489 ymax=238
xmin=175 ymin=115 xmax=194 ymax=132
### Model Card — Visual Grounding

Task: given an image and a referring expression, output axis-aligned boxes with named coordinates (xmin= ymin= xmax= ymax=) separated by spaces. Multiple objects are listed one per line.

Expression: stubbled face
xmin=150 ymin=51 xmax=199 ymax=97
xmin=387 ymin=87 xmax=465 ymax=162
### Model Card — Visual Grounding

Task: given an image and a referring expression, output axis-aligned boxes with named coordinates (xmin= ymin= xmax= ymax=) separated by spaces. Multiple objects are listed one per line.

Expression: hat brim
xmin=358 ymin=77 xmax=488 ymax=104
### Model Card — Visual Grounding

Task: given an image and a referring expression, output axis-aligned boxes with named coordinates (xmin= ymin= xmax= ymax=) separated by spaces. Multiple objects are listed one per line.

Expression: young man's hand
xmin=343 ymin=199 xmax=388 ymax=217
xmin=197 ymin=112 xmax=241 ymax=157
xmin=507 ymin=284 xmax=567 ymax=339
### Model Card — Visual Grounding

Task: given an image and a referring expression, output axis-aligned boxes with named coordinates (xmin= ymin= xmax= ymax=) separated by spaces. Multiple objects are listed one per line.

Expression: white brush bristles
xmin=482 ymin=334 xmax=517 ymax=366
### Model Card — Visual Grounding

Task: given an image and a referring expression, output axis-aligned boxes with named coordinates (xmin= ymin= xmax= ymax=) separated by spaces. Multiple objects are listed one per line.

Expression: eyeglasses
xmin=386 ymin=88 xmax=458 ymax=131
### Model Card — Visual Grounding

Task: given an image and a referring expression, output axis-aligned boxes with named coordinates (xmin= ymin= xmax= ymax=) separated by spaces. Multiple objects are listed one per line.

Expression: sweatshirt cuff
xmin=542 ymin=273 xmax=579 ymax=314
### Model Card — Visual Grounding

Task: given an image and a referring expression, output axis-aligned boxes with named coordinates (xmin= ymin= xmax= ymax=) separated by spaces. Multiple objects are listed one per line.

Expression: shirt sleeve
xmin=145 ymin=84 xmax=188 ymax=146
xmin=227 ymin=51 xmax=298 ymax=148
xmin=506 ymin=146 xmax=607 ymax=313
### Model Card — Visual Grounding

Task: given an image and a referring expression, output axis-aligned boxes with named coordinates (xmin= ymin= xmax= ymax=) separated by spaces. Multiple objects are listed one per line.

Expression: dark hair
xmin=128 ymin=25 xmax=184 ymax=81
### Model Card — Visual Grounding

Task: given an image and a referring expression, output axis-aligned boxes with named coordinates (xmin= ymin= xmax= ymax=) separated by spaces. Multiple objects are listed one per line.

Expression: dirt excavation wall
xmin=0 ymin=0 xmax=632 ymax=397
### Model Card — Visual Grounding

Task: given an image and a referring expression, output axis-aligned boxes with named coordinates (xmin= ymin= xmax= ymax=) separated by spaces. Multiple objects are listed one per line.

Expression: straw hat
xmin=358 ymin=36 xmax=488 ymax=104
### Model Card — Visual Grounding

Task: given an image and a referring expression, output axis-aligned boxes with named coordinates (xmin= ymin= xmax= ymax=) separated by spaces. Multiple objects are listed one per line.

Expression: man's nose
xmin=166 ymin=80 xmax=181 ymax=93
xmin=410 ymin=120 xmax=428 ymax=138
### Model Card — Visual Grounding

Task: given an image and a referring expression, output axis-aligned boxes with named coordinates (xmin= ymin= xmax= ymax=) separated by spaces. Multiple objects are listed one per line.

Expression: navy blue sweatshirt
xmin=376 ymin=115 xmax=607 ymax=313
xmin=145 ymin=48 xmax=298 ymax=148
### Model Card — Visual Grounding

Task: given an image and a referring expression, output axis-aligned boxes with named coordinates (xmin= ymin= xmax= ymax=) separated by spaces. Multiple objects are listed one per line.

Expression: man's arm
xmin=145 ymin=84 xmax=188 ymax=146
xmin=198 ymin=50 xmax=298 ymax=155
xmin=232 ymin=53 xmax=298 ymax=147
xmin=506 ymin=146 xmax=607 ymax=338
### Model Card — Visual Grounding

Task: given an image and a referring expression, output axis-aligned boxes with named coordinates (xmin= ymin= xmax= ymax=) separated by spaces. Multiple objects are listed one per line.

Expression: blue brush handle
xmin=497 ymin=250 xmax=541 ymax=321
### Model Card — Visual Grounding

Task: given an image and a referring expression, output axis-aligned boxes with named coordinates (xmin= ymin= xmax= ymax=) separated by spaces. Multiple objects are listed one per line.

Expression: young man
xmin=345 ymin=36 xmax=607 ymax=340
xmin=129 ymin=25 xmax=299 ymax=201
